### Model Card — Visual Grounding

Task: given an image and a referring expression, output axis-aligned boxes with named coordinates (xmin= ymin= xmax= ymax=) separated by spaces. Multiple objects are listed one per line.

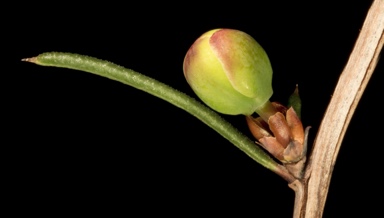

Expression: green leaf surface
xmin=23 ymin=52 xmax=292 ymax=181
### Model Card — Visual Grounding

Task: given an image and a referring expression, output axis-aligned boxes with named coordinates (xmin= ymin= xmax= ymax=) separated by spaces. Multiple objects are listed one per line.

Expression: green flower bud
xmin=183 ymin=29 xmax=273 ymax=115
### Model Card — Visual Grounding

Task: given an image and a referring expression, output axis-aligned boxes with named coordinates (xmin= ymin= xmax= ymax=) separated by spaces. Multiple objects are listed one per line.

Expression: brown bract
xmin=246 ymin=102 xmax=305 ymax=164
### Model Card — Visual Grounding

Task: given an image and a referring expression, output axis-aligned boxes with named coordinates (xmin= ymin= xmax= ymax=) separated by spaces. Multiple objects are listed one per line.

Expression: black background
xmin=10 ymin=1 xmax=383 ymax=217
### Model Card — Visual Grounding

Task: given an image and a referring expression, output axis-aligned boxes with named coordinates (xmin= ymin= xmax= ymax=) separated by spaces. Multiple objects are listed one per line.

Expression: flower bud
xmin=183 ymin=29 xmax=273 ymax=115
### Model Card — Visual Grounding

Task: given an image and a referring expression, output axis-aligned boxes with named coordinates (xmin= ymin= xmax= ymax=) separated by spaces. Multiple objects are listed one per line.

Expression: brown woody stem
xmin=291 ymin=1 xmax=384 ymax=217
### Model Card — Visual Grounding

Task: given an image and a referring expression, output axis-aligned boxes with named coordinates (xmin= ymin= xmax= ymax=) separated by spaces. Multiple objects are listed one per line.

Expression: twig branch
xmin=293 ymin=1 xmax=384 ymax=217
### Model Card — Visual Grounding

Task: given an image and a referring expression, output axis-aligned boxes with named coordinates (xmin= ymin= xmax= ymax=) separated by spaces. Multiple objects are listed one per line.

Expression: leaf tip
xmin=21 ymin=57 xmax=37 ymax=63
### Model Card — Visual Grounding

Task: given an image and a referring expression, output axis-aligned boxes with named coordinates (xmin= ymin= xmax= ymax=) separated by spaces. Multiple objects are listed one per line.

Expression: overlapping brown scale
xmin=268 ymin=112 xmax=292 ymax=149
xmin=286 ymin=107 xmax=304 ymax=145
xmin=246 ymin=116 xmax=271 ymax=140
xmin=246 ymin=102 xmax=305 ymax=164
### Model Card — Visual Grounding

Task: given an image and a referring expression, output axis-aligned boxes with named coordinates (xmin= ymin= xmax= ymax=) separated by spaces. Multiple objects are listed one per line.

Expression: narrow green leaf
xmin=23 ymin=52 xmax=293 ymax=180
